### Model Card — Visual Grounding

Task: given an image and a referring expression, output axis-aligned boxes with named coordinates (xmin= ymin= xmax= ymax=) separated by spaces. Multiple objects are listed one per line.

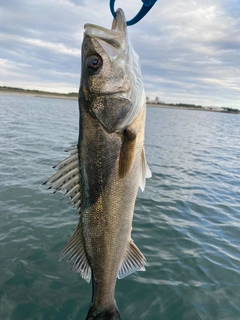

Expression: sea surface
xmin=0 ymin=94 xmax=240 ymax=320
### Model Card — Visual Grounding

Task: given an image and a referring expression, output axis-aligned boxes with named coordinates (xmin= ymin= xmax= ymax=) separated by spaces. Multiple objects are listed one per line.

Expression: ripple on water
xmin=0 ymin=97 xmax=240 ymax=319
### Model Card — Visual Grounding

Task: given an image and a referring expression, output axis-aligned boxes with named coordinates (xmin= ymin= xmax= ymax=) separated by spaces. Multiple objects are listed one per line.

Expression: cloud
xmin=0 ymin=0 xmax=239 ymax=107
xmin=127 ymin=0 xmax=240 ymax=107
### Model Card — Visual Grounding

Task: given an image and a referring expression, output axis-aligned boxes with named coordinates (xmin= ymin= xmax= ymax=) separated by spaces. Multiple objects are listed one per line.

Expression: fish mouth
xmin=92 ymin=91 xmax=128 ymax=98
xmin=84 ymin=8 xmax=127 ymax=47
xmin=84 ymin=24 xmax=119 ymax=37
xmin=85 ymin=8 xmax=126 ymax=32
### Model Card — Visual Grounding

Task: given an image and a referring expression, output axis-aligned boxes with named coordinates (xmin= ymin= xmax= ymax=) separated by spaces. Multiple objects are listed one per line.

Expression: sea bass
xmin=45 ymin=8 xmax=151 ymax=320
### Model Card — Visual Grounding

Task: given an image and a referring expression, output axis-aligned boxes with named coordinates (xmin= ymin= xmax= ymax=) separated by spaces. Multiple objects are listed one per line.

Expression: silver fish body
xmin=45 ymin=9 xmax=151 ymax=320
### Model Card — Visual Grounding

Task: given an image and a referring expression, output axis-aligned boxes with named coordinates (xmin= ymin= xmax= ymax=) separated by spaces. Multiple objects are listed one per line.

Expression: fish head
xmin=80 ymin=8 xmax=145 ymax=133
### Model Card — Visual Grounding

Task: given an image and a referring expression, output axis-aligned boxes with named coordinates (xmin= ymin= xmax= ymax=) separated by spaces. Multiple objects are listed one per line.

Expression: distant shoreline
xmin=0 ymin=89 xmax=239 ymax=114
xmin=146 ymin=103 xmax=237 ymax=113
xmin=0 ymin=90 xmax=78 ymax=100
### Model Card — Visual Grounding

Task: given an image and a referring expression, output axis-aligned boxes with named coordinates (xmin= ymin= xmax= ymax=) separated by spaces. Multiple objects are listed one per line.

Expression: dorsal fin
xmin=118 ymin=240 xmax=146 ymax=279
xmin=43 ymin=146 xmax=81 ymax=213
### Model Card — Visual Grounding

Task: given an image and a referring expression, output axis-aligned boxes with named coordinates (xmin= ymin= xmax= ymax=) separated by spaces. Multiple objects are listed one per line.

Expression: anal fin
xmin=59 ymin=223 xmax=91 ymax=283
xmin=118 ymin=240 xmax=146 ymax=279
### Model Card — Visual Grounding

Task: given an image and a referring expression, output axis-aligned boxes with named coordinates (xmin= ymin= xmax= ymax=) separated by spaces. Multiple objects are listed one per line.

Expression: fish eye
xmin=86 ymin=55 xmax=102 ymax=71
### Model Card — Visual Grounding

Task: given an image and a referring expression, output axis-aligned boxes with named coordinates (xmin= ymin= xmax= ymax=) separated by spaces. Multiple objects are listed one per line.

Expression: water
xmin=0 ymin=94 xmax=240 ymax=320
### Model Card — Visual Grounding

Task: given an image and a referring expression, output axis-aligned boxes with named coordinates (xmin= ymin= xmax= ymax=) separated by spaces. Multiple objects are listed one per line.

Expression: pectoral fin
xmin=118 ymin=127 xmax=137 ymax=179
xmin=59 ymin=223 xmax=91 ymax=283
xmin=118 ymin=240 xmax=146 ymax=279
xmin=139 ymin=148 xmax=152 ymax=191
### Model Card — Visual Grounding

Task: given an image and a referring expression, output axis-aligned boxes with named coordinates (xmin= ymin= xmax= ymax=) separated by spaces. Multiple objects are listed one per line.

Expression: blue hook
xmin=110 ymin=0 xmax=158 ymax=26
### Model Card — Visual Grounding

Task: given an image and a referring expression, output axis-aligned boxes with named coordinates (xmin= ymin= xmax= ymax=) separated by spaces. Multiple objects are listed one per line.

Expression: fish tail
xmin=86 ymin=302 xmax=121 ymax=320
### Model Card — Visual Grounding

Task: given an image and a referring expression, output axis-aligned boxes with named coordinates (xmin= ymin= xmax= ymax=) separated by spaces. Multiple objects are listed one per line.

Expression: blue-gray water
xmin=0 ymin=94 xmax=240 ymax=320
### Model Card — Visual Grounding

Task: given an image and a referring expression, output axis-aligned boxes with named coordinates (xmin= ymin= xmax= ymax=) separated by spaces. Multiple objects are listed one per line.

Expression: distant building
xmin=146 ymin=96 xmax=165 ymax=105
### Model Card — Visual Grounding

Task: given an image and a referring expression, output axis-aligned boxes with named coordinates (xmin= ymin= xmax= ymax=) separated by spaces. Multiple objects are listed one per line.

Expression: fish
xmin=44 ymin=8 xmax=151 ymax=320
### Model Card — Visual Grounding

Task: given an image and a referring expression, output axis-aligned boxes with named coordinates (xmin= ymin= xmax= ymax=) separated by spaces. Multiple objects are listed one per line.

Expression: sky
xmin=1 ymin=0 xmax=240 ymax=108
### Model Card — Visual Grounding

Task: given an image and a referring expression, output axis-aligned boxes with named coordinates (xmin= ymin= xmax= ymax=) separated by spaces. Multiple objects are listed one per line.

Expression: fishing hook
xmin=110 ymin=0 xmax=158 ymax=26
